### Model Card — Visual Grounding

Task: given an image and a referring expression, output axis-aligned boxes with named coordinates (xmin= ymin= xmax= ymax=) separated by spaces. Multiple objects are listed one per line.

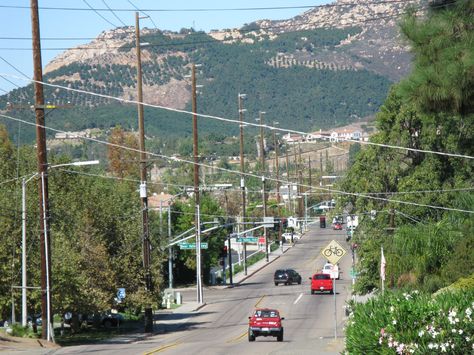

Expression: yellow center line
xmin=254 ymin=295 xmax=265 ymax=308
xmin=143 ymin=342 xmax=180 ymax=355
xmin=226 ymin=330 xmax=248 ymax=343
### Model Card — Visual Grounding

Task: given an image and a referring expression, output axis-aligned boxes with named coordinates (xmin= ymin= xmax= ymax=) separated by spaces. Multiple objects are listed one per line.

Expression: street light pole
xmin=21 ymin=178 xmax=27 ymax=327
xmin=168 ymin=204 xmax=173 ymax=289
xmin=273 ymin=123 xmax=281 ymax=246
xmin=257 ymin=111 xmax=268 ymax=262
xmin=21 ymin=160 xmax=99 ymax=329
xmin=238 ymin=93 xmax=248 ymax=275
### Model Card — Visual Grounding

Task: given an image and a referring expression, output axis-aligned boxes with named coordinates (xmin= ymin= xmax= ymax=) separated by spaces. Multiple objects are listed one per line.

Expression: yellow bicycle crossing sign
xmin=321 ymin=240 xmax=347 ymax=265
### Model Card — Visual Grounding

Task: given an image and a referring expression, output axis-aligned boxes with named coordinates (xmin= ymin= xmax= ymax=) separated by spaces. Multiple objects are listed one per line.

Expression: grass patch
xmin=54 ymin=320 xmax=142 ymax=346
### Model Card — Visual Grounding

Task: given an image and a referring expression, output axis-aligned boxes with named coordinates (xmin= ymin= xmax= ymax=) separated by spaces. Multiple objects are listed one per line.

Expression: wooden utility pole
xmin=135 ymin=12 xmax=153 ymax=332
xmin=285 ymin=143 xmax=291 ymax=214
xmin=238 ymin=93 xmax=247 ymax=274
xmin=30 ymin=0 xmax=51 ymax=341
xmin=308 ymin=157 xmax=312 ymax=188
xmin=298 ymin=144 xmax=304 ymax=219
xmin=191 ymin=63 xmax=203 ymax=304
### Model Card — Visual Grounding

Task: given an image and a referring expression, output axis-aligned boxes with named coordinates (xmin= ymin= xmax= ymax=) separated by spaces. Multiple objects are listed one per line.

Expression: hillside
xmin=0 ymin=0 xmax=420 ymax=142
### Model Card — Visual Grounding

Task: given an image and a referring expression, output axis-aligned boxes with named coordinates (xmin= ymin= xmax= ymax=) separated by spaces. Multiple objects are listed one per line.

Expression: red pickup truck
xmin=309 ymin=273 xmax=333 ymax=294
xmin=248 ymin=308 xmax=284 ymax=342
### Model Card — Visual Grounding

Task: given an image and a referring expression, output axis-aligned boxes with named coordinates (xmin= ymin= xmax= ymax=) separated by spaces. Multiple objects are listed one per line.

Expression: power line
xmin=0 ymin=1 xmax=419 ymax=13
xmin=101 ymin=0 xmax=127 ymax=26
xmin=0 ymin=112 xmax=472 ymax=215
xmin=0 ymin=7 xmax=420 ymax=51
xmin=82 ymin=0 xmax=117 ymax=28
xmin=127 ymin=0 xmax=158 ymax=28
xmin=2 ymin=71 xmax=471 ymax=161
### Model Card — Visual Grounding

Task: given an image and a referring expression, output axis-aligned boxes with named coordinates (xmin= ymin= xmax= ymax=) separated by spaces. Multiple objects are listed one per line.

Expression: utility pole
xmin=30 ymin=0 xmax=51 ymax=341
xmin=298 ymin=144 xmax=304 ymax=221
xmin=285 ymin=143 xmax=291 ymax=215
xmin=273 ymin=123 xmax=282 ymax=245
xmin=308 ymin=157 xmax=312 ymax=188
xmin=168 ymin=204 xmax=173 ymax=289
xmin=238 ymin=93 xmax=248 ymax=275
xmin=257 ymin=112 xmax=269 ymax=261
xmin=135 ymin=12 xmax=153 ymax=332
xmin=191 ymin=63 xmax=203 ymax=304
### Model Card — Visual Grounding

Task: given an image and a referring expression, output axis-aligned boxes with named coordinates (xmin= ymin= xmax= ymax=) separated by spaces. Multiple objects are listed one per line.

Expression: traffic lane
xmin=135 ymin=231 xmax=323 ymax=354
xmin=167 ymin=228 xmax=350 ymax=353
xmin=60 ymin=226 xmax=348 ymax=355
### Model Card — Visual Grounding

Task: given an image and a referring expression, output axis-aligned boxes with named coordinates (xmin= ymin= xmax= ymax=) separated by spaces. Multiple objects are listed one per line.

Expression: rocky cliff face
xmin=3 ymin=0 xmax=420 ymax=115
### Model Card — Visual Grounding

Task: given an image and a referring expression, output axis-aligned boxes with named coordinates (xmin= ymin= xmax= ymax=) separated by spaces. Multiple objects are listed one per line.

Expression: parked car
xmin=282 ymin=232 xmax=301 ymax=242
xmin=274 ymin=269 xmax=302 ymax=286
xmin=322 ymin=263 xmax=340 ymax=280
xmin=309 ymin=273 xmax=333 ymax=294
xmin=332 ymin=222 xmax=343 ymax=230
xmin=248 ymin=308 xmax=284 ymax=342
xmin=66 ymin=312 xmax=123 ymax=328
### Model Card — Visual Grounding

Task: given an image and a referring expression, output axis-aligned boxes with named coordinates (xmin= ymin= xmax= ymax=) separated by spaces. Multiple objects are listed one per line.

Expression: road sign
xmin=321 ymin=239 xmax=347 ymax=265
xmin=263 ymin=216 xmax=274 ymax=228
xmin=237 ymin=237 xmax=258 ymax=243
xmin=117 ymin=288 xmax=126 ymax=300
xmin=349 ymin=268 xmax=358 ymax=278
xmin=178 ymin=242 xmax=208 ymax=250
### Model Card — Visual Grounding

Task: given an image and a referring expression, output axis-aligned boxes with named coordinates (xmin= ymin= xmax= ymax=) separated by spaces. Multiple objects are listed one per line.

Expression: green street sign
xmin=236 ymin=237 xmax=258 ymax=243
xmin=349 ymin=268 xmax=359 ymax=278
xmin=179 ymin=242 xmax=208 ymax=250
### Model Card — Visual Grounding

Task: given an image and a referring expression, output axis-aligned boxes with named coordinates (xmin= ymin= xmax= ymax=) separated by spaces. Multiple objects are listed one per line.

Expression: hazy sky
xmin=0 ymin=0 xmax=331 ymax=92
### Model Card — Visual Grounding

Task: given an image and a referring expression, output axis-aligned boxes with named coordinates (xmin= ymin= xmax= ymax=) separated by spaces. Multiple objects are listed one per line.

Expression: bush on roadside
xmin=9 ymin=324 xmax=39 ymax=338
xmin=345 ymin=289 xmax=474 ymax=354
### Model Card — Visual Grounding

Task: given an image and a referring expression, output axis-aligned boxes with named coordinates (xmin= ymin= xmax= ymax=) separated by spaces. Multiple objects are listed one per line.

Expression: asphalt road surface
xmin=55 ymin=225 xmax=351 ymax=355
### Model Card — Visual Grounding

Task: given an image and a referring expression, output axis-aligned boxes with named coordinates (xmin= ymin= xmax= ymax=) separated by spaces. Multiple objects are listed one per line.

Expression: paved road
xmin=51 ymin=225 xmax=351 ymax=355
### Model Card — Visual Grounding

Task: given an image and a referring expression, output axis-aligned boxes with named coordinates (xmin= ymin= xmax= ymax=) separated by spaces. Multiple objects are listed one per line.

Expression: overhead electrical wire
xmin=0 ymin=1 xmax=419 ymax=13
xmin=1 ymin=70 xmax=471 ymax=161
xmin=0 ymin=112 xmax=472 ymax=215
xmin=101 ymin=0 xmax=128 ymax=27
xmin=127 ymin=0 xmax=158 ymax=28
xmin=82 ymin=0 xmax=118 ymax=28
xmin=0 ymin=6 xmax=421 ymax=51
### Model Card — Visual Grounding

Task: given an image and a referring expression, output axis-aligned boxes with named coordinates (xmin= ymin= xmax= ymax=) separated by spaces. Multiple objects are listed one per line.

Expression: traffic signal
xmin=220 ymin=245 xmax=228 ymax=258
xmin=273 ymin=218 xmax=281 ymax=232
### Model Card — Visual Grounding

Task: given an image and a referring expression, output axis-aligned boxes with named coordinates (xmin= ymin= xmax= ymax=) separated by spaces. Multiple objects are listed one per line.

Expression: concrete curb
xmin=228 ymin=246 xmax=292 ymax=286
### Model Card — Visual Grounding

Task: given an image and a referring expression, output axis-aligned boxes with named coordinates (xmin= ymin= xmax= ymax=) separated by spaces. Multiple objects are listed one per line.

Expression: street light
xmin=20 ymin=160 xmax=99 ymax=333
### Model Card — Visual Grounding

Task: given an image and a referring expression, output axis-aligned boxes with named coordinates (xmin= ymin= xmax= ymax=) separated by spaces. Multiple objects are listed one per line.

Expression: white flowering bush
xmin=345 ymin=289 xmax=474 ymax=354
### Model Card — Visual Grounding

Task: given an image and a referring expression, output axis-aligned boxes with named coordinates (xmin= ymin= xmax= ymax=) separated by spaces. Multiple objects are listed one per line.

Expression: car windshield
xmin=314 ymin=274 xmax=330 ymax=280
xmin=324 ymin=265 xmax=332 ymax=270
xmin=275 ymin=270 xmax=285 ymax=275
xmin=255 ymin=310 xmax=279 ymax=318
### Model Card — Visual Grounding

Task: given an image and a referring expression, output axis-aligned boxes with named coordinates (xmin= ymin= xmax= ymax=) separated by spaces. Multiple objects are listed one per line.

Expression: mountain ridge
xmin=0 ymin=0 xmax=421 ymax=142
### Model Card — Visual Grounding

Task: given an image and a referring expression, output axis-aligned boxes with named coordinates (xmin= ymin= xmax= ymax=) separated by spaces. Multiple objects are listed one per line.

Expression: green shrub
xmin=346 ymin=289 xmax=474 ymax=354
xmin=9 ymin=324 xmax=39 ymax=338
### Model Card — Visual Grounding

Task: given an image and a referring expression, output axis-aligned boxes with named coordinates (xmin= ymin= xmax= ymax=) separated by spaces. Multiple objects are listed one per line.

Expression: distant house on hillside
xmin=310 ymin=128 xmax=367 ymax=142
xmin=282 ymin=133 xmax=304 ymax=144
xmin=148 ymin=192 xmax=175 ymax=210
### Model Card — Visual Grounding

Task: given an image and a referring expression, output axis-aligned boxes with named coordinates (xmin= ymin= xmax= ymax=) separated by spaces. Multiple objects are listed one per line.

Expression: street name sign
xmin=179 ymin=242 xmax=208 ymax=250
xmin=236 ymin=237 xmax=258 ymax=243
xmin=321 ymin=239 xmax=347 ymax=265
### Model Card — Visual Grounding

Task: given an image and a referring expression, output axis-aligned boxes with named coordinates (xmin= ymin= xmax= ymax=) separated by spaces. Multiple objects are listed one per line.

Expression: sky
xmin=0 ymin=0 xmax=331 ymax=93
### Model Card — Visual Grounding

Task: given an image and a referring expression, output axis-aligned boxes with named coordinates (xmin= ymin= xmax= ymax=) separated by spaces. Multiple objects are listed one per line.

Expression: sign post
xmin=321 ymin=240 xmax=347 ymax=340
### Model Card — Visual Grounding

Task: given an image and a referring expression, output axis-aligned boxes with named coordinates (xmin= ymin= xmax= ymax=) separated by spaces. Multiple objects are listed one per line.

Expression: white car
xmin=322 ymin=263 xmax=340 ymax=280
xmin=282 ymin=232 xmax=301 ymax=242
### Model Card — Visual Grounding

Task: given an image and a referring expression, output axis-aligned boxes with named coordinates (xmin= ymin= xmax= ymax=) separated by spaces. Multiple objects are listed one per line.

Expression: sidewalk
xmin=160 ymin=241 xmax=295 ymax=314
xmin=1 ymin=241 xmax=298 ymax=353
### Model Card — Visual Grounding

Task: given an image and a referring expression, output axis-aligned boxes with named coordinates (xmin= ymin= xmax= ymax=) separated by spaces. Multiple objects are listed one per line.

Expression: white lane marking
xmin=293 ymin=292 xmax=303 ymax=305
